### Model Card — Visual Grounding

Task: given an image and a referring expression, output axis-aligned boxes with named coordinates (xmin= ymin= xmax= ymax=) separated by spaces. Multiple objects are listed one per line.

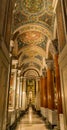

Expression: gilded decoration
xmin=12 ymin=0 xmax=54 ymax=73
xmin=12 ymin=0 xmax=53 ymax=31
xmin=22 ymin=62 xmax=41 ymax=70
xmin=22 ymin=0 xmax=44 ymax=14
xmin=24 ymin=70 xmax=39 ymax=77
xmin=14 ymin=13 xmax=28 ymax=27
xmin=19 ymin=31 xmax=46 ymax=45
xmin=37 ymin=41 xmax=46 ymax=50
xmin=14 ymin=24 xmax=52 ymax=39
xmin=39 ymin=13 xmax=53 ymax=27
xmin=17 ymin=37 xmax=28 ymax=49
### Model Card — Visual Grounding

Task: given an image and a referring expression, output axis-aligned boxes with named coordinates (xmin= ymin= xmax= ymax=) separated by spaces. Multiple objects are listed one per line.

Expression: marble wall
xmin=59 ymin=44 xmax=67 ymax=130
xmin=0 ymin=0 xmax=13 ymax=129
xmin=0 ymin=46 xmax=9 ymax=130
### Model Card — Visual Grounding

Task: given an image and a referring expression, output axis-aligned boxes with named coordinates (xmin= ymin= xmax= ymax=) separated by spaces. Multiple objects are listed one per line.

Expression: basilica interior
xmin=0 ymin=0 xmax=67 ymax=130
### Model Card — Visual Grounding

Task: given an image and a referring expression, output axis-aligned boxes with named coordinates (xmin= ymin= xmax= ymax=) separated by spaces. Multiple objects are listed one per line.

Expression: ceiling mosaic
xmin=35 ymin=55 xmax=43 ymax=61
xmin=21 ymin=54 xmax=29 ymax=61
xmin=18 ymin=31 xmax=46 ymax=45
xmin=22 ymin=0 xmax=44 ymax=14
xmin=12 ymin=0 xmax=54 ymax=76
xmin=22 ymin=62 xmax=41 ymax=71
xmin=17 ymin=37 xmax=28 ymax=49
xmin=19 ymin=58 xmax=43 ymax=68
xmin=12 ymin=0 xmax=54 ymax=31
xmin=24 ymin=70 xmax=39 ymax=77
xmin=18 ymin=45 xmax=46 ymax=58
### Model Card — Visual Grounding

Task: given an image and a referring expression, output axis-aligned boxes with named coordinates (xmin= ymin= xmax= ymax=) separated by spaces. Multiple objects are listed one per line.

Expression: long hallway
xmin=0 ymin=0 xmax=67 ymax=130
xmin=15 ymin=107 xmax=48 ymax=130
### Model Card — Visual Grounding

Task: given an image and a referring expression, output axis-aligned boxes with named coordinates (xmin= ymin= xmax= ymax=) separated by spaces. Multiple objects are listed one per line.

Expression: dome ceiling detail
xmin=18 ymin=45 xmax=45 ymax=58
xmin=19 ymin=58 xmax=43 ymax=68
xmin=12 ymin=0 xmax=54 ymax=76
xmin=12 ymin=0 xmax=54 ymax=31
xmin=22 ymin=0 xmax=44 ymax=14
xmin=24 ymin=69 xmax=39 ymax=77
xmin=18 ymin=31 xmax=46 ymax=45
xmin=21 ymin=62 xmax=41 ymax=71
xmin=14 ymin=24 xmax=52 ymax=38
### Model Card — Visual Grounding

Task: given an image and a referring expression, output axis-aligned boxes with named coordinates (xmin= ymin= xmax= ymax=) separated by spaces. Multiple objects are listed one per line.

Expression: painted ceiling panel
xmin=33 ymin=62 xmax=41 ymax=70
xmin=20 ymin=58 xmax=43 ymax=68
xmin=12 ymin=0 xmax=54 ymax=75
xmin=22 ymin=62 xmax=41 ymax=71
xmin=18 ymin=46 xmax=46 ymax=58
xmin=24 ymin=70 xmax=39 ymax=77
xmin=39 ymin=13 xmax=53 ymax=28
xmin=21 ymin=54 xmax=29 ymax=61
xmin=12 ymin=0 xmax=53 ymax=31
xmin=22 ymin=63 xmax=29 ymax=70
xmin=35 ymin=55 xmax=43 ymax=61
xmin=18 ymin=31 xmax=45 ymax=45
xmin=22 ymin=0 xmax=44 ymax=14
xmin=17 ymin=38 xmax=28 ymax=49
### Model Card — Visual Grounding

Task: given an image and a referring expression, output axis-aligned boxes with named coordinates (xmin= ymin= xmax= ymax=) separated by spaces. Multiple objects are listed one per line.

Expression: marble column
xmin=43 ymin=72 xmax=48 ymax=118
xmin=19 ymin=76 xmax=23 ymax=109
xmin=40 ymin=74 xmax=47 ymax=118
xmin=9 ymin=63 xmax=18 ymax=110
xmin=15 ymin=71 xmax=20 ymax=119
xmin=54 ymin=54 xmax=63 ymax=114
xmin=54 ymin=54 xmax=64 ymax=130
xmin=35 ymin=78 xmax=40 ymax=111
xmin=40 ymin=76 xmax=44 ymax=107
xmin=22 ymin=78 xmax=26 ymax=111
xmin=13 ymin=64 xmax=18 ymax=110
xmin=16 ymin=70 xmax=21 ymax=110
xmin=47 ymin=61 xmax=54 ymax=110
xmin=8 ymin=61 xmax=18 ymax=125
xmin=9 ymin=74 xmax=15 ymax=109
xmin=46 ymin=60 xmax=56 ymax=126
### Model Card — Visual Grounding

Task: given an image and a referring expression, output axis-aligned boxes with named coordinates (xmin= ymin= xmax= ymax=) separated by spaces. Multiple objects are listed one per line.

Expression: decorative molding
xmin=52 ymin=0 xmax=58 ymax=13
xmin=45 ymin=59 xmax=54 ymax=70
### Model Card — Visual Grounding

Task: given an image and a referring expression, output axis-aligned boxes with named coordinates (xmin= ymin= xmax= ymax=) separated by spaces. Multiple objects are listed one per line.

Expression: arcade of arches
xmin=0 ymin=0 xmax=67 ymax=130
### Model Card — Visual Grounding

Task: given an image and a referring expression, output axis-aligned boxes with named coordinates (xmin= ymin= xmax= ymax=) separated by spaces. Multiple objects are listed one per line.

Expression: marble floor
xmin=15 ymin=107 xmax=49 ymax=130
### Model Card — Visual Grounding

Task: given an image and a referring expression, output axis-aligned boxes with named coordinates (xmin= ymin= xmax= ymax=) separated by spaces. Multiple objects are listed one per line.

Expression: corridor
xmin=0 ymin=0 xmax=67 ymax=130
xmin=15 ymin=107 xmax=48 ymax=130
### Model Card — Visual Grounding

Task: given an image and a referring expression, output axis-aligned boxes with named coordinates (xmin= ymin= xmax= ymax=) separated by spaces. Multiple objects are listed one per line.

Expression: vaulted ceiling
xmin=12 ymin=0 xmax=54 ymax=77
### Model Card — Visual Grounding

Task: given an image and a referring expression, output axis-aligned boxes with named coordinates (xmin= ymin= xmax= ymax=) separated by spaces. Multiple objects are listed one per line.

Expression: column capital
xmin=46 ymin=59 xmax=54 ymax=70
